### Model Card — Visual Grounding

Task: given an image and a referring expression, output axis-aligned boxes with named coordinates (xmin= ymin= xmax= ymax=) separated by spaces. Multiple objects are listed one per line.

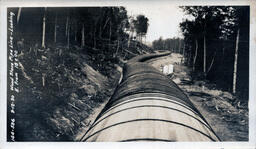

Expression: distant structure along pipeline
xmin=80 ymin=52 xmax=220 ymax=142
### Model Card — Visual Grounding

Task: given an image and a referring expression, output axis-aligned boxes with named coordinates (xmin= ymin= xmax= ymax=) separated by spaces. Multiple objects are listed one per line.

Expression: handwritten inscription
xmin=8 ymin=11 xmax=19 ymax=142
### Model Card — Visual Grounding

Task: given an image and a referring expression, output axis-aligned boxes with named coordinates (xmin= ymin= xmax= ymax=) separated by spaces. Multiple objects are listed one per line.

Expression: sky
xmin=125 ymin=2 xmax=186 ymax=43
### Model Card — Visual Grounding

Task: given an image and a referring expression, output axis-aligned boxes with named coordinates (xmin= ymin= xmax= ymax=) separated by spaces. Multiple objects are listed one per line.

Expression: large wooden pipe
xmin=80 ymin=52 xmax=220 ymax=142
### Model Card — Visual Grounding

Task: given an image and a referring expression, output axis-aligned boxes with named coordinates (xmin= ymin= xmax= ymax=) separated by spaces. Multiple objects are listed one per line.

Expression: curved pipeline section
xmin=80 ymin=52 xmax=220 ymax=142
xmin=127 ymin=51 xmax=171 ymax=63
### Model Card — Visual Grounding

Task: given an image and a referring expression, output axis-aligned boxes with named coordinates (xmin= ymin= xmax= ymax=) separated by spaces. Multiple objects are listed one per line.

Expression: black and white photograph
xmin=1 ymin=0 xmax=256 ymax=148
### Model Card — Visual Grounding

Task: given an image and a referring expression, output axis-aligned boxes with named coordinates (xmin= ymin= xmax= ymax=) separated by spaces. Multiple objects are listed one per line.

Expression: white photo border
xmin=0 ymin=0 xmax=255 ymax=149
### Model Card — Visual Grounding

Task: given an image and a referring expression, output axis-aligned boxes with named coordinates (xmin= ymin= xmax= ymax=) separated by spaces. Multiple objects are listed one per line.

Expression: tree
xmin=81 ymin=24 xmax=85 ymax=47
xmin=233 ymin=28 xmax=239 ymax=94
xmin=54 ymin=11 xmax=57 ymax=43
xmin=231 ymin=7 xmax=249 ymax=95
xmin=17 ymin=7 xmax=22 ymax=24
xmin=180 ymin=19 xmax=201 ymax=70
xmin=133 ymin=15 xmax=149 ymax=43
xmin=42 ymin=8 xmax=46 ymax=48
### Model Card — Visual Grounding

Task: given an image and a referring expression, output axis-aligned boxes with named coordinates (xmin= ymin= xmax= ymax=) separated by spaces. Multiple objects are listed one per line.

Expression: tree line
xmin=179 ymin=6 xmax=249 ymax=103
xmin=152 ymin=37 xmax=184 ymax=53
xmin=15 ymin=7 xmax=149 ymax=54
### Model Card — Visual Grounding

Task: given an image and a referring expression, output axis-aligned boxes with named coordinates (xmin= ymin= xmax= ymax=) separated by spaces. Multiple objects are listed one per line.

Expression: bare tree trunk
xmin=54 ymin=12 xmax=57 ymax=43
xmin=128 ymin=28 xmax=134 ymax=48
xmin=182 ymin=42 xmax=185 ymax=57
xmin=115 ymin=36 xmax=120 ymax=57
xmin=188 ymin=46 xmax=192 ymax=66
xmin=128 ymin=30 xmax=133 ymax=48
xmin=109 ymin=21 xmax=112 ymax=50
xmin=181 ymin=43 xmax=185 ymax=64
xmin=207 ymin=50 xmax=217 ymax=74
xmin=179 ymin=39 xmax=181 ymax=54
xmin=203 ymin=34 xmax=206 ymax=74
xmin=17 ymin=7 xmax=22 ymax=24
xmin=42 ymin=8 xmax=46 ymax=48
xmin=65 ymin=15 xmax=69 ymax=36
xmin=42 ymin=73 xmax=46 ymax=87
xmin=193 ymin=39 xmax=198 ymax=71
xmin=99 ymin=25 xmax=102 ymax=39
xmin=74 ymin=22 xmax=77 ymax=42
xmin=93 ymin=26 xmax=96 ymax=48
xmin=103 ymin=18 xmax=110 ymax=31
xmin=233 ymin=29 xmax=240 ymax=94
xmin=81 ymin=24 xmax=85 ymax=47
xmin=67 ymin=23 xmax=70 ymax=47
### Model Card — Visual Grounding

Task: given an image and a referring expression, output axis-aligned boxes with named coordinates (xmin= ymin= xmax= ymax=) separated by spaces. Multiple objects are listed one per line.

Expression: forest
xmin=152 ymin=37 xmax=184 ymax=54
xmin=179 ymin=6 xmax=249 ymax=104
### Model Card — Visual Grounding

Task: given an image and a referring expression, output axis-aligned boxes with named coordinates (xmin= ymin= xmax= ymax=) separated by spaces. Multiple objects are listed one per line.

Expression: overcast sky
xmin=125 ymin=3 xmax=185 ymax=43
